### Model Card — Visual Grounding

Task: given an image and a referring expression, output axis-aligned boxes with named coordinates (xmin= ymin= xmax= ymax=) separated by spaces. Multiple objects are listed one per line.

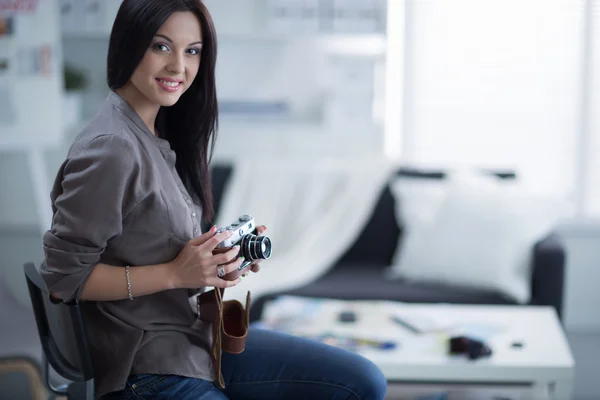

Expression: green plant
xmin=63 ymin=64 xmax=88 ymax=91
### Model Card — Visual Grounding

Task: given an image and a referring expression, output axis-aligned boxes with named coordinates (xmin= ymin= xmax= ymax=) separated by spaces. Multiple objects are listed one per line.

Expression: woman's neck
xmin=115 ymin=84 xmax=160 ymax=136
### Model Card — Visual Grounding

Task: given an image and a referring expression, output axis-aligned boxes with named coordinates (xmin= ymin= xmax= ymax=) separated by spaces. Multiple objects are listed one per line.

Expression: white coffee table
xmin=260 ymin=298 xmax=575 ymax=400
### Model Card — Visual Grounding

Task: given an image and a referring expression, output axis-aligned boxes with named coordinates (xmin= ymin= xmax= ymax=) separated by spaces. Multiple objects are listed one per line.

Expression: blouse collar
xmin=107 ymin=90 xmax=172 ymax=151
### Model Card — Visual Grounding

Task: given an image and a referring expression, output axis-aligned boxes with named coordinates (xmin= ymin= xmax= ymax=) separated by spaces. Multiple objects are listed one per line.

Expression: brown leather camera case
xmin=196 ymin=287 xmax=251 ymax=389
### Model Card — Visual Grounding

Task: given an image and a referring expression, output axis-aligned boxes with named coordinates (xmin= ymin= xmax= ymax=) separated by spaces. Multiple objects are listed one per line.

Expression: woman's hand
xmin=168 ymin=227 xmax=244 ymax=289
xmin=243 ymin=225 xmax=267 ymax=277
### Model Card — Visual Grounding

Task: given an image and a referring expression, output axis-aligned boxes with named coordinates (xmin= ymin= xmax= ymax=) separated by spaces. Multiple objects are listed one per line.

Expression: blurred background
xmin=1 ymin=0 xmax=600 ymax=399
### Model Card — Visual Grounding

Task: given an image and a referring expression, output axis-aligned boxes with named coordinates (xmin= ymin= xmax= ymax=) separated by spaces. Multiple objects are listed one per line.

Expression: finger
xmin=199 ymin=229 xmax=234 ymax=251
xmin=212 ymin=245 xmax=241 ymax=265
xmin=188 ymin=226 xmax=218 ymax=246
xmin=250 ymin=264 xmax=260 ymax=273
xmin=211 ymin=277 xmax=242 ymax=288
xmin=231 ymin=257 xmax=249 ymax=278
xmin=216 ymin=257 xmax=244 ymax=277
xmin=242 ymin=269 xmax=250 ymax=277
xmin=256 ymin=225 xmax=267 ymax=235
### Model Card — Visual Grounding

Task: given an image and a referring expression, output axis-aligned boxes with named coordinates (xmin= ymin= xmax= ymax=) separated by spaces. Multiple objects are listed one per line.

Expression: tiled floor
xmin=1 ymin=229 xmax=599 ymax=399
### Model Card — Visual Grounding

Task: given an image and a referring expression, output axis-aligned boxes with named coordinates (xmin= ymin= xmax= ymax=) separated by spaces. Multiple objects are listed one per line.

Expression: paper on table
xmin=261 ymin=295 xmax=326 ymax=330
xmin=384 ymin=303 xmax=455 ymax=333
xmin=384 ymin=303 xmax=506 ymax=339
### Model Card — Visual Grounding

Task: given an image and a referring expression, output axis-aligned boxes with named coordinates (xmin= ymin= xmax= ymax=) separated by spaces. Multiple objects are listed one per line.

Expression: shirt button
xmin=192 ymin=212 xmax=196 ymax=218
xmin=186 ymin=198 xmax=192 ymax=205
xmin=193 ymin=227 xmax=199 ymax=235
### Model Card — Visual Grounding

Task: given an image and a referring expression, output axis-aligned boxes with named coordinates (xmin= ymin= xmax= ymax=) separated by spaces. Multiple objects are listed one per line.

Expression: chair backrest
xmin=23 ymin=263 xmax=94 ymax=383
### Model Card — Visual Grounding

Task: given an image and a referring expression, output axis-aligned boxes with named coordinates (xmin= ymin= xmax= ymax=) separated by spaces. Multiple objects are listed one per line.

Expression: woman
xmin=41 ymin=0 xmax=387 ymax=399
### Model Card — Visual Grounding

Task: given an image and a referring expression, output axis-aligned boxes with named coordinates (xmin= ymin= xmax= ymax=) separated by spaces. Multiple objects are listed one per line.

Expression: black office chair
xmin=23 ymin=262 xmax=95 ymax=400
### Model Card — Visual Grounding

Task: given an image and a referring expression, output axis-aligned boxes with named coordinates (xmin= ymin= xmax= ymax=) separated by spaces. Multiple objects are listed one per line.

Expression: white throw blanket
xmin=213 ymin=156 xmax=394 ymax=303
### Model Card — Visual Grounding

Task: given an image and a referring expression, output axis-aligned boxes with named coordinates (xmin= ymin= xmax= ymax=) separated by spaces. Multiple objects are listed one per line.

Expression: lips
xmin=156 ymin=77 xmax=183 ymax=93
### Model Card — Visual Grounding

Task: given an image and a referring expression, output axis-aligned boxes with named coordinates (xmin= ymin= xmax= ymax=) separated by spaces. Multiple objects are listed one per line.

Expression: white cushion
xmin=388 ymin=175 xmax=449 ymax=265
xmin=386 ymin=169 xmax=569 ymax=303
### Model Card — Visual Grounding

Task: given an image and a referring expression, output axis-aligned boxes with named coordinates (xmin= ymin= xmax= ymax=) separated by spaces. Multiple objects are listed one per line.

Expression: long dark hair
xmin=107 ymin=0 xmax=218 ymax=223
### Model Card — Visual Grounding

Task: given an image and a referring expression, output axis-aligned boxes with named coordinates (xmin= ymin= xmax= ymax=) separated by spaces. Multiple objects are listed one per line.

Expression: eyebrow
xmin=154 ymin=34 xmax=202 ymax=46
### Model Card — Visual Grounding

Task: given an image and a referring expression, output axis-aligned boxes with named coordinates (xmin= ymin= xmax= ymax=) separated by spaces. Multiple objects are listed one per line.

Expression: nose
xmin=167 ymin=52 xmax=185 ymax=74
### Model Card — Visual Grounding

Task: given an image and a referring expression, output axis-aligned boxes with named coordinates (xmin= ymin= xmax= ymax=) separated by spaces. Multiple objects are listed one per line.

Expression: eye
xmin=187 ymin=47 xmax=201 ymax=56
xmin=152 ymin=43 xmax=170 ymax=52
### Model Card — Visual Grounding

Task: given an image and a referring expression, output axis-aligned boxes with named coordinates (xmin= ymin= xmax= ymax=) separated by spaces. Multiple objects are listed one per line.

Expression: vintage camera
xmin=213 ymin=214 xmax=272 ymax=281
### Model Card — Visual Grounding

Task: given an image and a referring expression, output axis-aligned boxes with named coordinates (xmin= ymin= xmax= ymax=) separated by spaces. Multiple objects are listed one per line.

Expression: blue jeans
xmin=100 ymin=327 xmax=387 ymax=400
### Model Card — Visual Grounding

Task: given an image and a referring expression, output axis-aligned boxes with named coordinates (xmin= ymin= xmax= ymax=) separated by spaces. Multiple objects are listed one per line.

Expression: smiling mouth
xmin=157 ymin=78 xmax=182 ymax=87
xmin=156 ymin=78 xmax=183 ymax=92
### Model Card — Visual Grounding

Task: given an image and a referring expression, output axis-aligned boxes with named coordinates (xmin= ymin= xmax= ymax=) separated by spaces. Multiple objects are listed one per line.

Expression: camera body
xmin=214 ymin=215 xmax=272 ymax=281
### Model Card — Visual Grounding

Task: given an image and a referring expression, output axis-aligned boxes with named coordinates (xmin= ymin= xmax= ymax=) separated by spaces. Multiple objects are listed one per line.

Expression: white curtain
xmin=401 ymin=0 xmax=583 ymax=199
xmin=582 ymin=0 xmax=600 ymax=217
xmin=213 ymin=156 xmax=394 ymax=303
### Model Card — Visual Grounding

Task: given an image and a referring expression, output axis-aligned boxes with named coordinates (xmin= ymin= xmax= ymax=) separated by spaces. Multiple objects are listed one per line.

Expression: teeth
xmin=159 ymin=80 xmax=180 ymax=87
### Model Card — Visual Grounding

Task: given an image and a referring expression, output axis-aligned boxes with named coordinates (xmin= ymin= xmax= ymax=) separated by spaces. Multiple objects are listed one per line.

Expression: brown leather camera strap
xmin=196 ymin=288 xmax=251 ymax=389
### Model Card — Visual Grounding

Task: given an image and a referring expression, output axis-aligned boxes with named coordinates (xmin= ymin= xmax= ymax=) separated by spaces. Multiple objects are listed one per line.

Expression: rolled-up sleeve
xmin=41 ymin=134 xmax=141 ymax=302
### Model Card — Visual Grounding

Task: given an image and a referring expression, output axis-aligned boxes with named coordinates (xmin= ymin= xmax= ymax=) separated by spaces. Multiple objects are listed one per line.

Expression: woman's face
xmin=129 ymin=11 xmax=203 ymax=107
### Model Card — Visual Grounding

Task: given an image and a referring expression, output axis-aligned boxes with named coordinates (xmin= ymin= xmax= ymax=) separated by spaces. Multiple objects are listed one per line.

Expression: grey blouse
xmin=40 ymin=91 xmax=214 ymax=398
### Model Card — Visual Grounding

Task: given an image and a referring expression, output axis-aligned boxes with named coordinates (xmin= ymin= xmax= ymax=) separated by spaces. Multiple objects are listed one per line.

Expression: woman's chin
xmin=155 ymin=93 xmax=181 ymax=107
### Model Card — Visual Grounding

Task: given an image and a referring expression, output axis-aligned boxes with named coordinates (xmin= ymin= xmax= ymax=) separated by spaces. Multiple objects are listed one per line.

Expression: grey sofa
xmin=206 ymin=164 xmax=566 ymax=323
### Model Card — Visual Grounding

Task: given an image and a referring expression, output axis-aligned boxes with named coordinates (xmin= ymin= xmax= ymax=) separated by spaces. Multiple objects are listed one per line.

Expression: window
xmin=396 ymin=0 xmax=585 ymax=200
xmin=580 ymin=0 xmax=600 ymax=217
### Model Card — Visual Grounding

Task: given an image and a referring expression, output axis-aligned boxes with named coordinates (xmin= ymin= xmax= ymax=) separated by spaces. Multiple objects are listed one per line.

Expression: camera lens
xmin=240 ymin=234 xmax=272 ymax=261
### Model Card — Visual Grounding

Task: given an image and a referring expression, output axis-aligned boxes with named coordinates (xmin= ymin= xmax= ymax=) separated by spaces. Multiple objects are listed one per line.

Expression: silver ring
xmin=217 ymin=266 xmax=225 ymax=278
